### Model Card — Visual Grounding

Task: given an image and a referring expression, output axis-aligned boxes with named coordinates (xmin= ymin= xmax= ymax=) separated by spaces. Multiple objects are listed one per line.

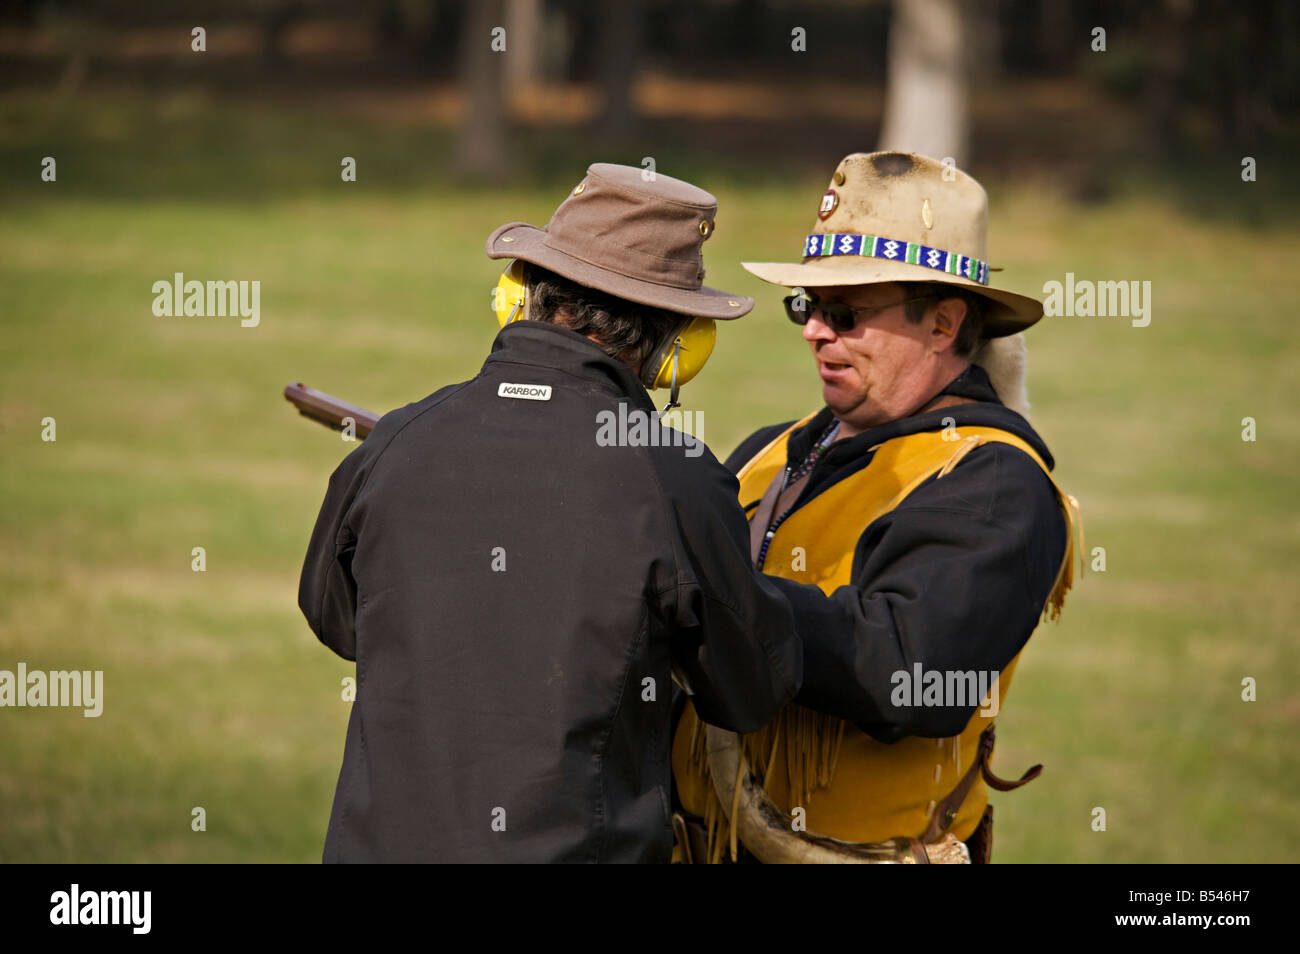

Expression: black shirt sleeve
xmin=297 ymin=389 xmax=459 ymax=661
xmin=654 ymin=446 xmax=804 ymax=735
xmin=768 ymin=443 xmax=1066 ymax=742
xmin=298 ymin=442 xmax=372 ymax=661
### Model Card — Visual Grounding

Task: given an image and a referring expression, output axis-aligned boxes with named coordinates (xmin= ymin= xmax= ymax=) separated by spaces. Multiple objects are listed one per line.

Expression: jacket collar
xmin=936 ymin=362 xmax=1001 ymax=403
xmin=481 ymin=320 xmax=656 ymax=411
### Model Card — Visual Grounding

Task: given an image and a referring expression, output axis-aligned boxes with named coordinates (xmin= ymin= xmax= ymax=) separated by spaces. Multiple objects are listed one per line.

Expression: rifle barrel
xmin=284 ymin=382 xmax=380 ymax=439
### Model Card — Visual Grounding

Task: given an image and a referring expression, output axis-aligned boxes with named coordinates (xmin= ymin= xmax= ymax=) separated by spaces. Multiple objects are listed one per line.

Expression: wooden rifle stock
xmin=284 ymin=382 xmax=381 ymax=439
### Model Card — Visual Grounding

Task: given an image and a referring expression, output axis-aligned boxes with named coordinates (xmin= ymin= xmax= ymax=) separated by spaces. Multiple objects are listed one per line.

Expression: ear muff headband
xmin=493 ymin=260 xmax=527 ymax=327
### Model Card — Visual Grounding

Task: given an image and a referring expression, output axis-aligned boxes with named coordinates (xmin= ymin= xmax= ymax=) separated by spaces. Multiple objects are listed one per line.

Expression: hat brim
xmin=740 ymin=255 xmax=1042 ymax=337
xmin=487 ymin=222 xmax=754 ymax=320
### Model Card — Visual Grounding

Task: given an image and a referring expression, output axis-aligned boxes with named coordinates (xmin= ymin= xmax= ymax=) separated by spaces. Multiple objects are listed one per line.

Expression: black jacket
xmin=730 ymin=365 xmax=1067 ymax=744
xmin=299 ymin=321 xmax=801 ymax=863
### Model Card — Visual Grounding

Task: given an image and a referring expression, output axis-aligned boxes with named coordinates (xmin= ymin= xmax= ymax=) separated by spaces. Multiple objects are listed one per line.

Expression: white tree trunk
xmin=878 ymin=0 xmax=970 ymax=166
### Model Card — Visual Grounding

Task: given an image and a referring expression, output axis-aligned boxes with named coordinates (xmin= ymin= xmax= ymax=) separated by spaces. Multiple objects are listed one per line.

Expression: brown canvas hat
xmin=741 ymin=152 xmax=1042 ymax=337
xmin=485 ymin=163 xmax=753 ymax=320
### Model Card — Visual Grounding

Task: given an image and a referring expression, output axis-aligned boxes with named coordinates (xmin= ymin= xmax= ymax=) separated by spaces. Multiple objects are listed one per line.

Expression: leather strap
xmin=921 ymin=724 xmax=1041 ymax=844
xmin=748 ymin=466 xmax=788 ymax=566
xmin=671 ymin=812 xmax=702 ymax=864
xmin=966 ymin=805 xmax=994 ymax=864
xmin=983 ymin=751 xmax=1043 ymax=792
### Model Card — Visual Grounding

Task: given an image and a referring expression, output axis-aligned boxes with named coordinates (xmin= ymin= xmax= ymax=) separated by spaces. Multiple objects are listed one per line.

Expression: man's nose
xmin=802 ymin=312 xmax=837 ymax=344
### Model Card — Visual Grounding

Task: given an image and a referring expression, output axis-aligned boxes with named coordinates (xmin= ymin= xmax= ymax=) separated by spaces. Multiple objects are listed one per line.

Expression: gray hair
xmin=902 ymin=282 xmax=987 ymax=358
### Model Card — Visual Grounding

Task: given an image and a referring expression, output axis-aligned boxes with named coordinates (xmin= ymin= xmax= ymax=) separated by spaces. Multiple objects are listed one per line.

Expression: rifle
xmin=284 ymin=382 xmax=381 ymax=440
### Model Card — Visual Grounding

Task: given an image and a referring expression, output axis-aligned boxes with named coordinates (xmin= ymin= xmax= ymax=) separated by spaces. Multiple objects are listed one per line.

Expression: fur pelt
xmin=970 ymin=333 xmax=1030 ymax=421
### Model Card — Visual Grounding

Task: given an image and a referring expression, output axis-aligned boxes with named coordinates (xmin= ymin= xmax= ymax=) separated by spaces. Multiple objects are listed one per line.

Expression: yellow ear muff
xmin=642 ymin=317 xmax=716 ymax=410
xmin=492 ymin=260 xmax=527 ymax=327
xmin=494 ymin=263 xmax=714 ymax=408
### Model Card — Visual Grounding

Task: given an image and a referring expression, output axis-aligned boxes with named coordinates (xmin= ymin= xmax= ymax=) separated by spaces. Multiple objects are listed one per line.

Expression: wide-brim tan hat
xmin=485 ymin=163 xmax=753 ymax=321
xmin=741 ymin=152 xmax=1042 ymax=337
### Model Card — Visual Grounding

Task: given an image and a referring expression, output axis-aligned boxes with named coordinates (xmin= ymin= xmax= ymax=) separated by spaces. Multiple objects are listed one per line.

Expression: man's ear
xmin=930 ymin=297 xmax=967 ymax=353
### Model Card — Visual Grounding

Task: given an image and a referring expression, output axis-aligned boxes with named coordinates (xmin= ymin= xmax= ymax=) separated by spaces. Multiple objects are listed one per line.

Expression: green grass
xmin=1 ymin=89 xmax=1297 ymax=862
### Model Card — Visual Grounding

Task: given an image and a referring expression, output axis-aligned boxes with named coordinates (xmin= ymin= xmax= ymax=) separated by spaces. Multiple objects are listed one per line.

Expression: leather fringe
xmin=1044 ymin=489 xmax=1084 ymax=621
xmin=689 ymin=704 xmax=847 ymax=863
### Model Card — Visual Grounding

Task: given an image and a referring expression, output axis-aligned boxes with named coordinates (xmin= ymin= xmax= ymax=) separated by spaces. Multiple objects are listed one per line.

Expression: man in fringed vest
xmin=671 ymin=152 xmax=1081 ymax=864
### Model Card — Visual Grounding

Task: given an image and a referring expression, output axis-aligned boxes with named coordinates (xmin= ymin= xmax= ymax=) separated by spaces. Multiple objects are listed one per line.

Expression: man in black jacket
xmin=672 ymin=152 xmax=1080 ymax=864
xmin=299 ymin=163 xmax=801 ymax=863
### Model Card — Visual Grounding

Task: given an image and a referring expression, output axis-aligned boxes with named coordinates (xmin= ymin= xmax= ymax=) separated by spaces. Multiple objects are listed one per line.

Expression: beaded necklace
xmin=755 ymin=419 xmax=841 ymax=569
xmin=784 ymin=420 xmax=841 ymax=488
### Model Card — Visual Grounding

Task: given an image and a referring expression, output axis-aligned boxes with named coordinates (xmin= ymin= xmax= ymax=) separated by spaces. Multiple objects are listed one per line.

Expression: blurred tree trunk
xmin=878 ymin=0 xmax=970 ymax=165
xmin=597 ymin=0 xmax=643 ymax=140
xmin=505 ymin=0 xmax=543 ymax=90
xmin=379 ymin=0 xmax=440 ymax=65
xmin=1036 ymin=0 xmax=1072 ymax=73
xmin=968 ymin=0 xmax=1000 ymax=81
xmin=1140 ymin=0 xmax=1192 ymax=157
xmin=263 ymin=1 xmax=303 ymax=67
xmin=454 ymin=0 xmax=508 ymax=178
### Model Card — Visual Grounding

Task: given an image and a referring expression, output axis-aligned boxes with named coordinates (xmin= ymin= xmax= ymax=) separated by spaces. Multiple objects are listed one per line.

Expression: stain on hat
xmin=871 ymin=153 xmax=915 ymax=177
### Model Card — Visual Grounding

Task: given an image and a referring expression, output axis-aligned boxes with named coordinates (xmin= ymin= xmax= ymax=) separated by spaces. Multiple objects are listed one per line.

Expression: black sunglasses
xmin=783 ymin=292 xmax=938 ymax=333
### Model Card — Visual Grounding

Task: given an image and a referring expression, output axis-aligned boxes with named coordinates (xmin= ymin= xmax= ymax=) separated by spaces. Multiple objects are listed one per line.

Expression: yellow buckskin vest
xmin=672 ymin=417 xmax=1080 ymax=855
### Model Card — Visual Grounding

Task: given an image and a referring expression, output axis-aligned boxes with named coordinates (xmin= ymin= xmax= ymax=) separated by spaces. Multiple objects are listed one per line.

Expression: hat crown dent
xmin=815 ymin=152 xmax=989 ymax=262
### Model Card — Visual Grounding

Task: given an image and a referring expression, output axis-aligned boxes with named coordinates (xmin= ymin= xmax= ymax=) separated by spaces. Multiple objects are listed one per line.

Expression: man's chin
xmin=822 ymin=387 xmax=888 ymax=432
xmin=821 ymin=380 xmax=862 ymax=416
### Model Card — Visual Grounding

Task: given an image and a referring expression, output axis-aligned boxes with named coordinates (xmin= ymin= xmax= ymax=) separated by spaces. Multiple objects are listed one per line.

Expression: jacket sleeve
xmin=767 ymin=443 xmax=1066 ymax=742
xmin=298 ymin=444 xmax=371 ymax=661
xmin=659 ymin=451 xmax=803 ymax=735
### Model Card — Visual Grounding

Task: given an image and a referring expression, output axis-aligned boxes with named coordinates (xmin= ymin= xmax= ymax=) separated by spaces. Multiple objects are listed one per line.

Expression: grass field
xmin=1 ymin=88 xmax=1297 ymax=863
